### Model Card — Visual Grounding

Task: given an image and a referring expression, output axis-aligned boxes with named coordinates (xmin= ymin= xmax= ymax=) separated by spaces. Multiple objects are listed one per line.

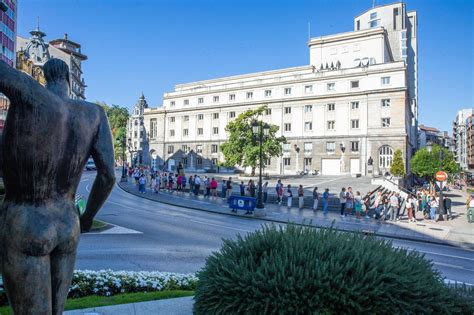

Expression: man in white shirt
xmin=389 ymin=193 xmax=400 ymax=221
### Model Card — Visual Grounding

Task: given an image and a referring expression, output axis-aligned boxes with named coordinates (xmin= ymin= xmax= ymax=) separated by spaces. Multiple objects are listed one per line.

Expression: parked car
xmin=85 ymin=159 xmax=96 ymax=171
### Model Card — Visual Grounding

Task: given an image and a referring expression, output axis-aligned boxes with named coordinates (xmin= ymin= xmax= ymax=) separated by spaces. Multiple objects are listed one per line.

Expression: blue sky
xmin=17 ymin=0 xmax=473 ymax=132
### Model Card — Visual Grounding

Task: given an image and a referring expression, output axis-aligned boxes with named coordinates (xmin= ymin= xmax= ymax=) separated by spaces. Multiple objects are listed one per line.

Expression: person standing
xmin=382 ymin=193 xmax=390 ymax=220
xmin=177 ymin=174 xmax=182 ymax=191
xmin=389 ymin=192 xmax=399 ymax=221
xmin=210 ymin=178 xmax=218 ymax=197
xmin=322 ymin=188 xmax=329 ymax=215
xmin=182 ymin=174 xmax=187 ymax=192
xmin=263 ymin=182 xmax=269 ymax=203
xmin=249 ymin=180 xmax=256 ymax=198
xmin=204 ymin=176 xmax=211 ymax=197
xmin=430 ymin=194 xmax=438 ymax=220
xmin=345 ymin=187 xmax=354 ymax=216
xmin=312 ymin=187 xmax=319 ymax=211
xmin=354 ymin=191 xmax=362 ymax=219
xmin=226 ymin=177 xmax=233 ymax=199
xmin=221 ymin=179 xmax=227 ymax=198
xmin=189 ymin=175 xmax=195 ymax=195
xmin=406 ymin=194 xmax=415 ymax=222
xmin=275 ymin=180 xmax=282 ymax=205
xmin=363 ymin=192 xmax=371 ymax=218
xmin=138 ymin=174 xmax=146 ymax=194
xmin=194 ymin=175 xmax=201 ymax=195
xmin=287 ymin=184 xmax=293 ymax=210
xmin=444 ymin=196 xmax=452 ymax=220
xmin=240 ymin=181 xmax=245 ymax=196
xmin=298 ymin=185 xmax=304 ymax=210
xmin=374 ymin=191 xmax=382 ymax=220
xmin=339 ymin=188 xmax=346 ymax=218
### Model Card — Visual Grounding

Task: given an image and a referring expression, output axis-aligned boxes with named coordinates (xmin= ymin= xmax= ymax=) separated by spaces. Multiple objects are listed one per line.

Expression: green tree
xmin=220 ymin=106 xmax=286 ymax=175
xmin=96 ymin=101 xmax=130 ymax=158
xmin=410 ymin=145 xmax=460 ymax=182
xmin=390 ymin=149 xmax=406 ymax=177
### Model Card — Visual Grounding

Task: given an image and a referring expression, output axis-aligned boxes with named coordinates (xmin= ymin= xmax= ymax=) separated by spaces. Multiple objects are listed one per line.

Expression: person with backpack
xmin=226 ymin=177 xmax=233 ymax=199
xmin=275 ymin=180 xmax=283 ymax=205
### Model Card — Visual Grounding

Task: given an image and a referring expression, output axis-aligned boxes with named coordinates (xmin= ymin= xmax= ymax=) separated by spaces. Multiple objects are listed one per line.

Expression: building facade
xmin=0 ymin=0 xmax=17 ymax=129
xmin=129 ymin=2 xmax=418 ymax=176
xmin=453 ymin=109 xmax=474 ymax=171
xmin=418 ymin=124 xmax=451 ymax=149
xmin=17 ymin=30 xmax=88 ymax=100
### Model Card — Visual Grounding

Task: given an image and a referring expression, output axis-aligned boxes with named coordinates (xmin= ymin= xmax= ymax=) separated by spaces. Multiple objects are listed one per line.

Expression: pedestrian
xmin=168 ymin=173 xmax=174 ymax=191
xmin=443 ymin=196 xmax=452 ymax=220
xmin=374 ymin=191 xmax=383 ymax=220
xmin=363 ymin=192 xmax=371 ymax=218
xmin=339 ymin=188 xmax=346 ymax=218
xmin=155 ymin=173 xmax=161 ymax=192
xmin=312 ymin=187 xmax=319 ymax=211
xmin=182 ymin=174 xmax=187 ymax=191
xmin=406 ymin=194 xmax=415 ymax=222
xmin=389 ymin=192 xmax=399 ymax=221
xmin=138 ymin=174 xmax=146 ymax=194
xmin=354 ymin=191 xmax=362 ymax=219
xmin=249 ymin=180 xmax=256 ymax=197
xmin=429 ymin=194 xmax=438 ymax=220
xmin=240 ymin=181 xmax=245 ymax=196
xmin=226 ymin=177 xmax=233 ymax=199
xmin=189 ymin=175 xmax=195 ymax=195
xmin=322 ymin=188 xmax=329 ymax=215
xmin=345 ymin=187 xmax=354 ymax=216
xmin=298 ymin=185 xmax=304 ymax=210
xmin=210 ymin=177 xmax=218 ymax=197
xmin=221 ymin=179 xmax=227 ymax=198
xmin=150 ymin=175 xmax=156 ymax=192
xmin=263 ymin=182 xmax=269 ymax=203
xmin=275 ymin=180 xmax=282 ymax=205
xmin=177 ymin=174 xmax=182 ymax=191
xmin=134 ymin=169 xmax=140 ymax=185
xmin=382 ymin=193 xmax=390 ymax=220
xmin=204 ymin=176 xmax=211 ymax=197
xmin=194 ymin=175 xmax=201 ymax=195
xmin=287 ymin=184 xmax=293 ymax=210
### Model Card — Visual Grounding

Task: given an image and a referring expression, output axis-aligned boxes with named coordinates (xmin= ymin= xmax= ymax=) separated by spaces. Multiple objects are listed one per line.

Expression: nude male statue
xmin=0 ymin=58 xmax=116 ymax=314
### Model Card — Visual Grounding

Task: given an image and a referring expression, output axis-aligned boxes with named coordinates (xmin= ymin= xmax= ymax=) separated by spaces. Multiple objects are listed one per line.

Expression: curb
xmin=117 ymin=183 xmax=474 ymax=250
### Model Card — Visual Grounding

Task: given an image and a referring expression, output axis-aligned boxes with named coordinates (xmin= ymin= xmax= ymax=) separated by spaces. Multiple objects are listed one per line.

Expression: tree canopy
xmin=390 ymin=149 xmax=406 ymax=177
xmin=220 ymin=106 xmax=286 ymax=175
xmin=96 ymin=101 xmax=130 ymax=158
xmin=410 ymin=145 xmax=460 ymax=181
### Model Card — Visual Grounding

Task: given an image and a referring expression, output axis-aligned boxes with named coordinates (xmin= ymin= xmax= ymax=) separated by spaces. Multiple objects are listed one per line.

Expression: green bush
xmin=194 ymin=225 xmax=473 ymax=314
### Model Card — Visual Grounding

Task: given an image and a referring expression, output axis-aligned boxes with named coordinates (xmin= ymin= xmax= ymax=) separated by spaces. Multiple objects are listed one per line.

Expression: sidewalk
xmin=118 ymin=181 xmax=474 ymax=249
xmin=64 ymin=296 xmax=193 ymax=315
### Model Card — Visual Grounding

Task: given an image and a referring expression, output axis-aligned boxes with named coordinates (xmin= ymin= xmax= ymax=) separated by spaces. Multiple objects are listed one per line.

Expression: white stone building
xmin=128 ymin=2 xmax=418 ymax=176
xmin=453 ymin=109 xmax=474 ymax=170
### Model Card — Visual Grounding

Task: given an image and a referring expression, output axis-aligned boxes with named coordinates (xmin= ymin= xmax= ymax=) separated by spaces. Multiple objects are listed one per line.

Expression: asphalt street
xmin=76 ymin=171 xmax=474 ymax=285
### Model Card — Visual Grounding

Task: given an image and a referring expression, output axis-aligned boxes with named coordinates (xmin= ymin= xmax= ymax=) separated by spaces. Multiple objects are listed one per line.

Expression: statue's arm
xmin=0 ymin=60 xmax=44 ymax=104
xmin=80 ymin=109 xmax=116 ymax=232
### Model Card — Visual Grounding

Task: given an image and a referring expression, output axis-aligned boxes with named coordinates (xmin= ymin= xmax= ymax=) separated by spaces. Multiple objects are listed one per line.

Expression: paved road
xmin=76 ymin=172 xmax=474 ymax=285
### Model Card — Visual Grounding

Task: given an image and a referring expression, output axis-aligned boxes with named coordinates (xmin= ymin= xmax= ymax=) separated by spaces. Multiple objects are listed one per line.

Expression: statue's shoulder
xmin=70 ymin=100 xmax=106 ymax=117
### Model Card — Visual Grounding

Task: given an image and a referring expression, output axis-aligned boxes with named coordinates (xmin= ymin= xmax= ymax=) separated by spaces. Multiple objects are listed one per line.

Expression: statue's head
xmin=44 ymin=58 xmax=70 ymax=98
xmin=44 ymin=58 xmax=70 ymax=84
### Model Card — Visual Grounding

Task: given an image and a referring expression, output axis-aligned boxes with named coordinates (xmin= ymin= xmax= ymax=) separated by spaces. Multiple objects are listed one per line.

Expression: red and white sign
xmin=435 ymin=171 xmax=448 ymax=182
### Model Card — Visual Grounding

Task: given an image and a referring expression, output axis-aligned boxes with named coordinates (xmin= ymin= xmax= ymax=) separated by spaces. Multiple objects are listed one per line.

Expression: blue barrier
xmin=228 ymin=196 xmax=257 ymax=213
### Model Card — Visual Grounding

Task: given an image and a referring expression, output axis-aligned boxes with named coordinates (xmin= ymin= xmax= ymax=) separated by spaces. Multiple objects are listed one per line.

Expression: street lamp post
xmin=426 ymin=141 xmax=445 ymax=221
xmin=252 ymin=120 xmax=270 ymax=209
xmin=120 ymin=135 xmax=127 ymax=182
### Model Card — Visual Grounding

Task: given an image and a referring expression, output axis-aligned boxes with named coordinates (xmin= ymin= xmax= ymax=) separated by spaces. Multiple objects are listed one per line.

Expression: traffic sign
xmin=435 ymin=171 xmax=448 ymax=182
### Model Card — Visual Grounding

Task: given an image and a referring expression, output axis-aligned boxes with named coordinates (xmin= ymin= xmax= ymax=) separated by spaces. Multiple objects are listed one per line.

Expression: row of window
xmin=168 ymin=144 xmax=219 ymax=154
xmin=167 ymin=99 xmax=391 ymax=125
xmin=169 ymin=77 xmax=392 ymax=107
xmin=169 ymin=117 xmax=391 ymax=137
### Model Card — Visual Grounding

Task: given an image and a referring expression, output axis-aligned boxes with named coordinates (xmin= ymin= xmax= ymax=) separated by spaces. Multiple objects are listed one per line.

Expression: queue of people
xmin=128 ymin=166 xmax=457 ymax=223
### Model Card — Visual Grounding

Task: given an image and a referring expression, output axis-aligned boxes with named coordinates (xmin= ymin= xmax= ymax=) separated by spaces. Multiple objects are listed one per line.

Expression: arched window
xmin=378 ymin=146 xmax=393 ymax=169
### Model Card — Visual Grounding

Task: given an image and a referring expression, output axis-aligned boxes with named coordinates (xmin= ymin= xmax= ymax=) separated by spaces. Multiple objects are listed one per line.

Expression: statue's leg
xmin=3 ymin=249 xmax=52 ymax=315
xmin=51 ymin=247 xmax=78 ymax=315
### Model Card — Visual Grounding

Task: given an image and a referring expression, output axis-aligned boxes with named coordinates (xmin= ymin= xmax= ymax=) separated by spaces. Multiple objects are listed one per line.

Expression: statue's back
xmin=3 ymin=97 xmax=99 ymax=203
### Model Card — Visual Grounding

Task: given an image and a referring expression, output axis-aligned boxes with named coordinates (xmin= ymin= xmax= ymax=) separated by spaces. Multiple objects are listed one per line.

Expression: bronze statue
xmin=0 ymin=58 xmax=115 ymax=314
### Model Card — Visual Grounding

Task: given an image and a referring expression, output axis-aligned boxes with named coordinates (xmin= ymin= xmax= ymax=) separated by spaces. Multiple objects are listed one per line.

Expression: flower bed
xmin=0 ymin=270 xmax=198 ymax=306
xmin=69 ymin=270 xmax=198 ymax=298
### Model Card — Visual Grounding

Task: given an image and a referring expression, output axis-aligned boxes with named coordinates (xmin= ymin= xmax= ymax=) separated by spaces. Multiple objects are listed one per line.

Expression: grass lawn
xmin=0 ymin=290 xmax=194 ymax=314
